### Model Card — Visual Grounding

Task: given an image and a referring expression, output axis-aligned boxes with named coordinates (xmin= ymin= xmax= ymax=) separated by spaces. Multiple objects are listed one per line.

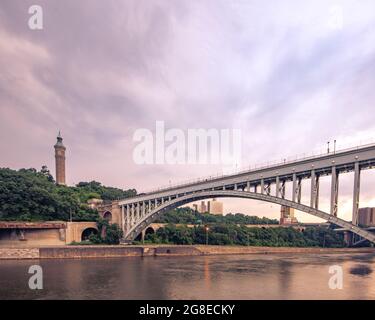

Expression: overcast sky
xmin=1 ymin=0 xmax=375 ymax=221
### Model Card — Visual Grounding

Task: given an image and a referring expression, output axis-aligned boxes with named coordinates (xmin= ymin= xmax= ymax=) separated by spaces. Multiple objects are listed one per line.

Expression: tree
xmin=40 ymin=165 xmax=54 ymax=183
xmin=144 ymin=223 xmax=346 ymax=248
xmin=75 ymin=181 xmax=136 ymax=201
xmin=0 ymin=167 xmax=136 ymax=222
xmin=89 ymin=218 xmax=123 ymax=244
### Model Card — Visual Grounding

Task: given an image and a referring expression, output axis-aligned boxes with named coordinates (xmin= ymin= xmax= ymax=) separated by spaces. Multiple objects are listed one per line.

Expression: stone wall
xmin=0 ymin=229 xmax=66 ymax=246
xmin=154 ymin=246 xmax=202 ymax=256
xmin=98 ymin=201 xmax=122 ymax=227
xmin=1 ymin=245 xmax=375 ymax=260
xmin=0 ymin=248 xmax=39 ymax=259
xmin=39 ymin=246 xmax=143 ymax=259
xmin=0 ymin=222 xmax=99 ymax=246
xmin=39 ymin=245 xmax=203 ymax=259
xmin=65 ymin=222 xmax=98 ymax=244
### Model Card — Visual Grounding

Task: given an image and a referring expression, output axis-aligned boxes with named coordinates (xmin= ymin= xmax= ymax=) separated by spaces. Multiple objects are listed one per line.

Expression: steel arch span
xmin=124 ymin=190 xmax=375 ymax=243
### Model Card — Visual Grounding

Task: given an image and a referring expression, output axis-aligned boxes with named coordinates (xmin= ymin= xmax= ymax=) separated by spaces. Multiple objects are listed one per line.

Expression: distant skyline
xmin=1 ymin=0 xmax=375 ymax=222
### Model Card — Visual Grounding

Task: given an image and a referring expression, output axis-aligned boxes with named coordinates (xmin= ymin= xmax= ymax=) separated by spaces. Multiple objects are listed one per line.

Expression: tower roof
xmin=54 ymin=130 xmax=65 ymax=148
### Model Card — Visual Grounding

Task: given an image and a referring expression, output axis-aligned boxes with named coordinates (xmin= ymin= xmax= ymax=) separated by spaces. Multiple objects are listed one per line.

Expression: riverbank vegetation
xmin=144 ymin=224 xmax=346 ymax=248
xmin=0 ymin=167 xmax=136 ymax=221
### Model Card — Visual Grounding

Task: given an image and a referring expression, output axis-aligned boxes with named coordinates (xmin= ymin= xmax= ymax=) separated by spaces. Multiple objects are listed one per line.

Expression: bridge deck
xmin=120 ymin=143 xmax=375 ymax=205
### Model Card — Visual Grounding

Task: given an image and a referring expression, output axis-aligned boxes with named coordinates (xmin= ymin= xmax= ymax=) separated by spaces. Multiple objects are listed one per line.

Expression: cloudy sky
xmin=1 ymin=0 xmax=375 ymax=221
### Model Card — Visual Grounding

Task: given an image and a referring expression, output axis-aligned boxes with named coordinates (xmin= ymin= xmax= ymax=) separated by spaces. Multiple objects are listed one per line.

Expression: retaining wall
xmin=1 ymin=245 xmax=374 ymax=260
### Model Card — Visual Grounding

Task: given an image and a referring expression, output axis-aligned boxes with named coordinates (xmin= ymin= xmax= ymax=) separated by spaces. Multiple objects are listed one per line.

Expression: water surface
xmin=1 ymin=253 xmax=374 ymax=299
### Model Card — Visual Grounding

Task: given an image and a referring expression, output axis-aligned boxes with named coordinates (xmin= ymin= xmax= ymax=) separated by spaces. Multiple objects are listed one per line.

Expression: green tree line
xmin=145 ymin=224 xmax=346 ymax=248
xmin=0 ymin=167 xmax=136 ymax=221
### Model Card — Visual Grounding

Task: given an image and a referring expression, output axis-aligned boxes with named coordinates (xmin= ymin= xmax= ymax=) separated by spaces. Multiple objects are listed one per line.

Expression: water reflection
xmin=204 ymin=256 xmax=211 ymax=290
xmin=0 ymin=253 xmax=375 ymax=300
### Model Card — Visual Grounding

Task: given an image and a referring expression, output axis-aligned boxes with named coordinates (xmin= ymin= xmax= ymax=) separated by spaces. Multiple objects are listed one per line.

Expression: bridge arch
xmin=145 ymin=226 xmax=155 ymax=235
xmin=81 ymin=227 xmax=98 ymax=241
xmin=125 ymin=190 xmax=375 ymax=243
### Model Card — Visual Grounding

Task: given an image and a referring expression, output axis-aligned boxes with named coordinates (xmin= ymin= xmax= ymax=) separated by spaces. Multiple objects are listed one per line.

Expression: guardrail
xmin=139 ymin=140 xmax=375 ymax=196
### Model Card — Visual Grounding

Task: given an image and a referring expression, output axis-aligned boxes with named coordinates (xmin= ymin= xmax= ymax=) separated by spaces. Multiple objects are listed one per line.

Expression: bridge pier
xmin=352 ymin=160 xmax=361 ymax=225
xmin=121 ymin=205 xmax=125 ymax=235
xmin=275 ymin=176 xmax=280 ymax=197
xmin=126 ymin=205 xmax=130 ymax=234
xmin=132 ymin=204 xmax=136 ymax=227
xmin=315 ymin=175 xmax=320 ymax=209
xmin=265 ymin=182 xmax=271 ymax=196
xmin=280 ymin=180 xmax=285 ymax=199
xmin=310 ymin=170 xmax=320 ymax=209
xmin=297 ymin=177 xmax=302 ymax=203
xmin=291 ymin=174 xmax=302 ymax=203
xmin=330 ymin=166 xmax=339 ymax=217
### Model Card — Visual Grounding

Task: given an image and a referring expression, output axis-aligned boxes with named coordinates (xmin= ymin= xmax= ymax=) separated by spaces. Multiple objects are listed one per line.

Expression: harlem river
xmin=0 ymin=253 xmax=375 ymax=299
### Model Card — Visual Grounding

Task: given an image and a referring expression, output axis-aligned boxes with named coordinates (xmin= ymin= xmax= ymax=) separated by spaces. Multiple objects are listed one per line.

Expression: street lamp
xmin=334 ymin=140 xmax=337 ymax=154
xmin=205 ymin=226 xmax=209 ymax=245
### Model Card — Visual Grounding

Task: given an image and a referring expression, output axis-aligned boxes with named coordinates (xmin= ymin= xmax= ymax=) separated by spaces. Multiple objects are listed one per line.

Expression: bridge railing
xmin=140 ymin=139 xmax=375 ymax=195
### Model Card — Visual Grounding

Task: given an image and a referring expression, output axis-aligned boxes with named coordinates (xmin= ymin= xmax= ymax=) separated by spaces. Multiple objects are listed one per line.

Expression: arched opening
xmin=103 ymin=211 xmax=112 ymax=221
xmin=81 ymin=228 xmax=98 ymax=241
xmin=142 ymin=227 xmax=155 ymax=241
xmin=145 ymin=227 xmax=155 ymax=236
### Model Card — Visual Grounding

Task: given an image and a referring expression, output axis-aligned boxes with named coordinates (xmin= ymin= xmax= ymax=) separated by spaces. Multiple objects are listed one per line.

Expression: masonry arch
xmin=124 ymin=190 xmax=375 ymax=244
xmin=103 ymin=211 xmax=112 ymax=221
xmin=145 ymin=226 xmax=155 ymax=235
xmin=81 ymin=228 xmax=98 ymax=241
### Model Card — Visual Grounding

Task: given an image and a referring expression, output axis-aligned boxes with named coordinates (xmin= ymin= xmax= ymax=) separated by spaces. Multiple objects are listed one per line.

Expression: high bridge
xmin=118 ymin=143 xmax=375 ymax=244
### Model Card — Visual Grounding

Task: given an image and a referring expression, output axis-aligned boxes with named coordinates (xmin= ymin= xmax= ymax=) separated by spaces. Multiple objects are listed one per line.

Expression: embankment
xmin=0 ymin=245 xmax=374 ymax=260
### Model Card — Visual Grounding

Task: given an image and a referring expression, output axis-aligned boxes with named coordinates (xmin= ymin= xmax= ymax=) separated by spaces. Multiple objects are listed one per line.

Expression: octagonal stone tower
xmin=54 ymin=131 xmax=66 ymax=185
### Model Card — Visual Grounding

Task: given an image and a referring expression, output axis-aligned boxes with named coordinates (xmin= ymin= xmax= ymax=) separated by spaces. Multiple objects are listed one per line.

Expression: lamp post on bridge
xmin=334 ymin=140 xmax=337 ymax=154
